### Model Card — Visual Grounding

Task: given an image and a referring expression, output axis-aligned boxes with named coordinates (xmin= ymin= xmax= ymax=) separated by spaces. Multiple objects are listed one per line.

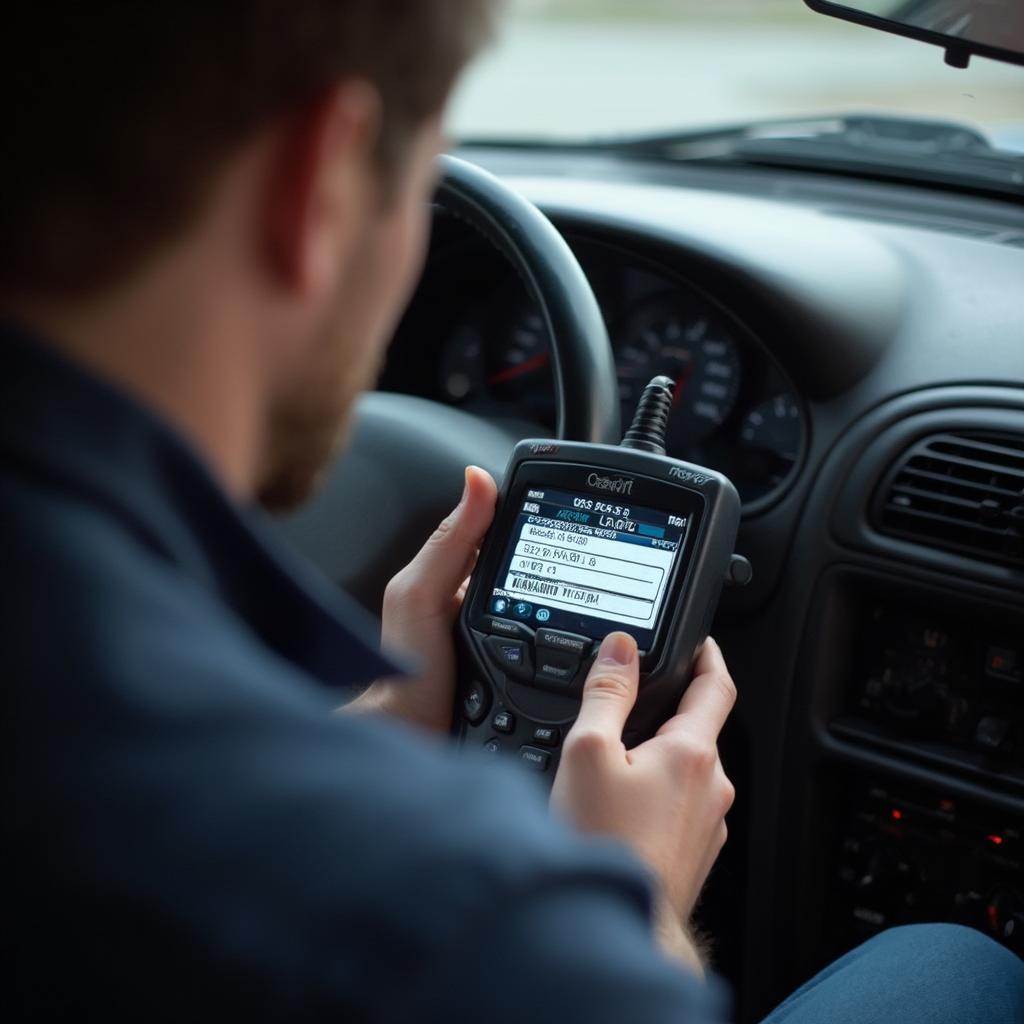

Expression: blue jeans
xmin=761 ymin=925 xmax=1024 ymax=1024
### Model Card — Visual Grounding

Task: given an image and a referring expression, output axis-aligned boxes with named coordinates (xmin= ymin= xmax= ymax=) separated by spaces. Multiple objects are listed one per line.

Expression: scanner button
xmin=519 ymin=746 xmax=551 ymax=771
xmin=484 ymin=637 xmax=533 ymax=682
xmin=462 ymin=682 xmax=489 ymax=725
xmin=485 ymin=616 xmax=533 ymax=641
xmin=535 ymin=651 xmax=580 ymax=689
xmin=536 ymin=629 xmax=592 ymax=658
xmin=532 ymin=726 xmax=560 ymax=747
xmin=492 ymin=710 xmax=515 ymax=734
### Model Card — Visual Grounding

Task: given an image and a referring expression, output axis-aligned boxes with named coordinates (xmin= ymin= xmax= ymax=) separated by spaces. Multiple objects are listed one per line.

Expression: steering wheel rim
xmin=277 ymin=156 xmax=621 ymax=611
xmin=433 ymin=155 xmax=620 ymax=443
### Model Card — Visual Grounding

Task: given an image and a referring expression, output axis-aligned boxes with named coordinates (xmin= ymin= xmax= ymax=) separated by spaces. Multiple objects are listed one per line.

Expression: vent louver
xmin=877 ymin=432 xmax=1024 ymax=569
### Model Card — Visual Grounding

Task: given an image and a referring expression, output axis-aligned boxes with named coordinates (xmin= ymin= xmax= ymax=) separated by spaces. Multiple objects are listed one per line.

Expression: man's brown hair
xmin=1 ymin=2 xmax=496 ymax=295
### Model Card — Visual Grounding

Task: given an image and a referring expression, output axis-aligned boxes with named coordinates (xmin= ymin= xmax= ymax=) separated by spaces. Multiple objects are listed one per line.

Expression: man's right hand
xmin=551 ymin=632 xmax=736 ymax=971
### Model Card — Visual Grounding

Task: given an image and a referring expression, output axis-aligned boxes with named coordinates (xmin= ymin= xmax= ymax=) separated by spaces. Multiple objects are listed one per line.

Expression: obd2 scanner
xmin=455 ymin=376 xmax=751 ymax=781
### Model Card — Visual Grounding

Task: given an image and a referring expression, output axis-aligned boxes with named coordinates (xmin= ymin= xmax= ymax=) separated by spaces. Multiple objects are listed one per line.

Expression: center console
xmin=789 ymin=568 xmax=1024 ymax=979
xmin=829 ymin=776 xmax=1023 ymax=957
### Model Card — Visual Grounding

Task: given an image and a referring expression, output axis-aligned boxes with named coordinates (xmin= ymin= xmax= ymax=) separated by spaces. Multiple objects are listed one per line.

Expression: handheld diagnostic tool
xmin=456 ymin=376 xmax=750 ymax=779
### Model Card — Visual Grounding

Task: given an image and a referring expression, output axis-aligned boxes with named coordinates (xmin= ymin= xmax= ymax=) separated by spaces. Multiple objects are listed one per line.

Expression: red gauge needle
xmin=672 ymin=365 xmax=693 ymax=407
xmin=487 ymin=352 xmax=551 ymax=386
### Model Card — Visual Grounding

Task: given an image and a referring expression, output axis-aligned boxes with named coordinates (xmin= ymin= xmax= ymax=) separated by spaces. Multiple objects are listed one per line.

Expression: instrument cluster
xmin=422 ymin=241 xmax=805 ymax=508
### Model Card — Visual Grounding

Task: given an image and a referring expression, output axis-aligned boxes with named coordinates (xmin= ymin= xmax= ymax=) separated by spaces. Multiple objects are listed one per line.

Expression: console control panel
xmin=826 ymin=779 xmax=1023 ymax=960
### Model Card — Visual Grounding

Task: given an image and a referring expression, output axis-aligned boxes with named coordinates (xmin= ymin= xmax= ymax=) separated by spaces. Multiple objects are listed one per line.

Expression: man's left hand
xmin=348 ymin=465 xmax=497 ymax=732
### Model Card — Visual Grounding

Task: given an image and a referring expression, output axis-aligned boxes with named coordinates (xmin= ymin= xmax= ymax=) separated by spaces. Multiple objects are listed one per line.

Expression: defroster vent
xmin=877 ymin=432 xmax=1024 ymax=569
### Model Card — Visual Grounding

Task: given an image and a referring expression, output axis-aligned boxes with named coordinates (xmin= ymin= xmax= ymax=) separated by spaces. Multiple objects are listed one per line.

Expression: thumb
xmin=571 ymin=632 xmax=640 ymax=744
xmin=404 ymin=465 xmax=497 ymax=601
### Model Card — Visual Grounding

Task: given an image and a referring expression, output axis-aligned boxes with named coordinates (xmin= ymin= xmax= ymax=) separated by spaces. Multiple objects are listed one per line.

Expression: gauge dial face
xmin=486 ymin=309 xmax=549 ymax=396
xmin=486 ymin=307 xmax=555 ymax=424
xmin=438 ymin=301 xmax=556 ymax=424
xmin=737 ymin=393 xmax=802 ymax=493
xmin=616 ymin=297 xmax=742 ymax=449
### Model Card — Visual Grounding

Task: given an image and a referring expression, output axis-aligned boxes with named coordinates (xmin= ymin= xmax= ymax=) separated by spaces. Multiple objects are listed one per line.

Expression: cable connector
xmin=620 ymin=375 xmax=675 ymax=455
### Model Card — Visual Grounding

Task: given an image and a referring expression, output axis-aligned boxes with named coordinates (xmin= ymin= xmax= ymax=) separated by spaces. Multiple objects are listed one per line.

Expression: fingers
xmin=386 ymin=466 xmax=497 ymax=615
xmin=666 ymin=637 xmax=737 ymax=742
xmin=567 ymin=632 xmax=640 ymax=753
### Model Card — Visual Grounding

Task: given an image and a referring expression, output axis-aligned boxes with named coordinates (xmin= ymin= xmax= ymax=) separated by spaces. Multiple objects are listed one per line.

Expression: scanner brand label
xmin=586 ymin=472 xmax=634 ymax=496
xmin=668 ymin=466 xmax=711 ymax=486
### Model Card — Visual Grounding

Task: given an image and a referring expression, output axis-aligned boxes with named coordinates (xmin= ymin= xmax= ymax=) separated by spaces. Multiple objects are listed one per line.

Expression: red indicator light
xmin=987 ymin=834 xmax=1004 ymax=846
xmin=890 ymin=809 xmax=903 ymax=821
xmin=987 ymin=904 xmax=1000 ymax=933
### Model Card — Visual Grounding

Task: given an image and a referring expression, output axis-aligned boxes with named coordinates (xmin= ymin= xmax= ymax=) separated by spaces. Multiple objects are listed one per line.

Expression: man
xmin=4 ymin=4 xmax=1021 ymax=1022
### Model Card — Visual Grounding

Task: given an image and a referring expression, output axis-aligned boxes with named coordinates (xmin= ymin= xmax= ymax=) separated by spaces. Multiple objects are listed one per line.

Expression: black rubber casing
xmin=455 ymin=439 xmax=742 ymax=778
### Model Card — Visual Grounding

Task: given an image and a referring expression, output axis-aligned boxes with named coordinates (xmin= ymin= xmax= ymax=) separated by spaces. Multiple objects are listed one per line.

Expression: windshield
xmin=450 ymin=0 xmax=1024 ymax=154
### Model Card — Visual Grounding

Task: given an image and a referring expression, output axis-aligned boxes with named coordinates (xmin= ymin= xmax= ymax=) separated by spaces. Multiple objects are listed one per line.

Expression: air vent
xmin=877 ymin=432 xmax=1024 ymax=569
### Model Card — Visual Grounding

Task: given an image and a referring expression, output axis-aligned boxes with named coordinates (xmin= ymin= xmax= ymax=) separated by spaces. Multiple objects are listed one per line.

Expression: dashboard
xmin=312 ymin=147 xmax=1024 ymax=1022
xmin=382 ymin=237 xmax=805 ymax=510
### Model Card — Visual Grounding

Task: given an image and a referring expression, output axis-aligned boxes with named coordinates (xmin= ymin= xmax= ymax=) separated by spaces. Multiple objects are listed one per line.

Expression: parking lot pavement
xmin=450 ymin=17 xmax=1024 ymax=145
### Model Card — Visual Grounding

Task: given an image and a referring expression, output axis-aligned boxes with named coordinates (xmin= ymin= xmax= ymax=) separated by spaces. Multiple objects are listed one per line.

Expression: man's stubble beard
xmin=255 ymin=326 xmax=386 ymax=515
xmin=254 ymin=404 xmax=349 ymax=513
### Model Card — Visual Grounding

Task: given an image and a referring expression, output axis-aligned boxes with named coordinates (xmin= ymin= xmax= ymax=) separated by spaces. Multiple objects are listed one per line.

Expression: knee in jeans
xmin=875 ymin=923 xmax=1024 ymax=1002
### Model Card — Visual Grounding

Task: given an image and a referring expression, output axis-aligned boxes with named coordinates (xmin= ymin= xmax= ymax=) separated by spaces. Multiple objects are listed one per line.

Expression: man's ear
xmin=264 ymin=80 xmax=382 ymax=297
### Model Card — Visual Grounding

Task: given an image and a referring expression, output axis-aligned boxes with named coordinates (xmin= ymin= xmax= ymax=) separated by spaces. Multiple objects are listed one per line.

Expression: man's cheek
xmin=402 ymin=203 xmax=432 ymax=298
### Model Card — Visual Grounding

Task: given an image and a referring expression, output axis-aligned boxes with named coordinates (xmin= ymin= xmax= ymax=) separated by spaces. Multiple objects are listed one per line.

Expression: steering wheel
xmin=278 ymin=156 xmax=621 ymax=612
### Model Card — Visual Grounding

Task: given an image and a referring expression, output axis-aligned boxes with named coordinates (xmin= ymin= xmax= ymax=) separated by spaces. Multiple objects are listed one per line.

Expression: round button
xmin=483 ymin=738 xmax=502 ymax=754
xmin=462 ymin=681 xmax=489 ymax=725
xmin=492 ymin=710 xmax=515 ymax=734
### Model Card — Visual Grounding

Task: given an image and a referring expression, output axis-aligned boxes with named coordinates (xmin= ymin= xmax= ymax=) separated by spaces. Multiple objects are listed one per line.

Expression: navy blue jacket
xmin=4 ymin=324 xmax=723 ymax=1022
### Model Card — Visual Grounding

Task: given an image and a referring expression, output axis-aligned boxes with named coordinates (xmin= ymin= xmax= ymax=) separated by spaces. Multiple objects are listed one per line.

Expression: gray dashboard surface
xmin=494 ymin=172 xmax=1024 ymax=406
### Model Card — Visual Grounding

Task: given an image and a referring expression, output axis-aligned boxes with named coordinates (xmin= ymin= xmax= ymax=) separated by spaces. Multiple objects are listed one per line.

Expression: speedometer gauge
xmin=616 ymin=296 xmax=741 ymax=447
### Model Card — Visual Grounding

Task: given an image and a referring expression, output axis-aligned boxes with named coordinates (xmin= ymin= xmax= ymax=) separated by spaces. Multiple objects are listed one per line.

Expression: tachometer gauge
xmin=485 ymin=306 xmax=556 ymax=425
xmin=437 ymin=301 xmax=556 ymax=426
xmin=487 ymin=309 xmax=549 ymax=397
xmin=616 ymin=296 xmax=742 ymax=447
xmin=737 ymin=393 xmax=803 ymax=492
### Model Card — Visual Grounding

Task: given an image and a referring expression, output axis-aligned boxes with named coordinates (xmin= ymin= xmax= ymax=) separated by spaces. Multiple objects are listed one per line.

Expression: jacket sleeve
xmin=13 ymin=509 xmax=730 ymax=1023
xmin=391 ymin=873 xmax=730 ymax=1024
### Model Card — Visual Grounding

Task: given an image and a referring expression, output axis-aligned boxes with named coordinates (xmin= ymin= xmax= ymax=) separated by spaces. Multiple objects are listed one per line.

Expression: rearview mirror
xmin=804 ymin=1 xmax=1024 ymax=68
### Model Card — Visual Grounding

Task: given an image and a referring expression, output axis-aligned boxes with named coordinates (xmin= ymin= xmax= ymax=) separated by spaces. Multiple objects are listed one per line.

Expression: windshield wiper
xmin=463 ymin=114 xmax=1024 ymax=200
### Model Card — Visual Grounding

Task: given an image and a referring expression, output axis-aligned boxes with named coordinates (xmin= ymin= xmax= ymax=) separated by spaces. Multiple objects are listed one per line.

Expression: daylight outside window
xmin=451 ymin=0 xmax=1023 ymax=153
